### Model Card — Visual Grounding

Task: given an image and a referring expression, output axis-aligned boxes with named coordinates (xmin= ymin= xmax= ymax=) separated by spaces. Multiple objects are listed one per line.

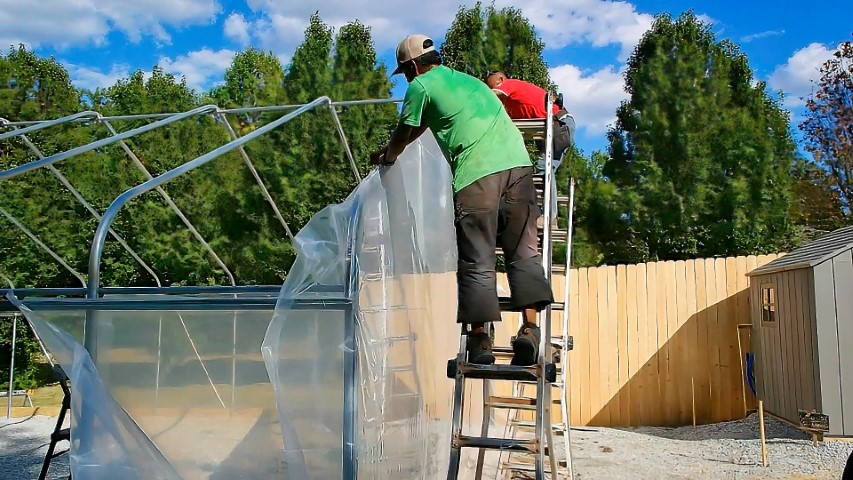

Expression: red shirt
xmin=493 ymin=79 xmax=560 ymax=119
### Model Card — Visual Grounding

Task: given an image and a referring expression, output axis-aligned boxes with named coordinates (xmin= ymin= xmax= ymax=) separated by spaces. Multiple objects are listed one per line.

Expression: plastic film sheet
xmin=261 ymin=134 xmax=459 ymax=479
xmin=6 ymin=133 xmax=514 ymax=479
xmin=11 ymin=301 xmax=287 ymax=479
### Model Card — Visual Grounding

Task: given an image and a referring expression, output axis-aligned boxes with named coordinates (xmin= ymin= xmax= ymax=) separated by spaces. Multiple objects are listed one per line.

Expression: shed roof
xmin=748 ymin=225 xmax=853 ymax=276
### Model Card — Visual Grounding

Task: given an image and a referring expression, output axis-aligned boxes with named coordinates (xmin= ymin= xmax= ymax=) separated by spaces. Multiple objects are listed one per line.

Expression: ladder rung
xmin=359 ymin=305 xmax=413 ymax=313
xmin=486 ymin=395 xmax=561 ymax=411
xmin=502 ymin=461 xmax=568 ymax=473
xmin=510 ymin=419 xmax=566 ymax=432
xmin=386 ymin=365 xmax=415 ymax=373
xmin=515 ymin=380 xmax=564 ymax=388
xmin=453 ymin=435 xmax=538 ymax=453
xmin=366 ymin=334 xmax=416 ymax=345
xmin=458 ymin=362 xmax=540 ymax=382
xmin=391 ymin=392 xmax=419 ymax=398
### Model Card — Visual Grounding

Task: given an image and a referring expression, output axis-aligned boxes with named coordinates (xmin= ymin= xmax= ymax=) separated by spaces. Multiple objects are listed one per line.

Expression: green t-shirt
xmin=400 ymin=65 xmax=531 ymax=193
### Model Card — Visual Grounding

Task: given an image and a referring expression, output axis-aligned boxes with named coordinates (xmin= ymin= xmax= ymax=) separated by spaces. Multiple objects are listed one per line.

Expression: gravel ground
xmin=0 ymin=414 xmax=70 ymax=480
xmin=571 ymin=413 xmax=853 ymax=480
xmin=2 ymin=412 xmax=851 ymax=479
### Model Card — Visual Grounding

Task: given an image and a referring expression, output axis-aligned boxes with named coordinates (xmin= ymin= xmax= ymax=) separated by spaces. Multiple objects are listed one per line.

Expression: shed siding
xmin=780 ymin=270 xmax=796 ymax=419
xmin=806 ymin=269 xmax=823 ymax=412
xmin=753 ymin=269 xmax=821 ymax=427
xmin=754 ymin=273 xmax=784 ymax=417
xmin=832 ymin=249 xmax=853 ymax=435
xmin=813 ymin=261 xmax=844 ymax=435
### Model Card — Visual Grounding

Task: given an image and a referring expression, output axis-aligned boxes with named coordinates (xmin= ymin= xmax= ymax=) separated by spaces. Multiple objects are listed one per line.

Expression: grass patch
xmin=0 ymin=383 xmax=64 ymax=410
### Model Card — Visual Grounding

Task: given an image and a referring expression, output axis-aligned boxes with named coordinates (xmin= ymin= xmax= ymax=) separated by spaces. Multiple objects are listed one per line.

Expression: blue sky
xmin=2 ymin=0 xmax=851 ymax=155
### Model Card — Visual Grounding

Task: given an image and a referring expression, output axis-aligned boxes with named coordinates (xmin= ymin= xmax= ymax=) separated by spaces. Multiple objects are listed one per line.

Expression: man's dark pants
xmin=454 ymin=166 xmax=554 ymax=326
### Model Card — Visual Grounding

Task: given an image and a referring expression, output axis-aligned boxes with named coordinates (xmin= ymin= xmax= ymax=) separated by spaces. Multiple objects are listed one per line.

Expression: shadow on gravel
xmin=0 ymin=417 xmax=70 ymax=480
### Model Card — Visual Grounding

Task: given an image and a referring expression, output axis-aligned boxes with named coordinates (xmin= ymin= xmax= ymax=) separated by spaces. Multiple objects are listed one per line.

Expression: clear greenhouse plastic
xmin=261 ymin=134 xmax=458 ymax=479
xmin=3 ymin=133 xmax=489 ymax=479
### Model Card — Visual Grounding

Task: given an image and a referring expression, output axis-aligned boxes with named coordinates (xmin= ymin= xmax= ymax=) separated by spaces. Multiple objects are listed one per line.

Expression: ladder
xmin=355 ymin=194 xmax=427 ymax=476
xmin=445 ymin=93 xmax=576 ymax=480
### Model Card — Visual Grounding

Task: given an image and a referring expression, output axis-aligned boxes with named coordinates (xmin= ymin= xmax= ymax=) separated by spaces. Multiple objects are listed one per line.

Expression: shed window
xmin=761 ymin=284 xmax=776 ymax=323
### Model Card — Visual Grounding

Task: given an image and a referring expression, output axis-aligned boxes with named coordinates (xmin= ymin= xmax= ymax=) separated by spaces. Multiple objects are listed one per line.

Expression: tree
xmin=600 ymin=12 xmax=797 ymax=263
xmin=789 ymin=157 xmax=847 ymax=242
xmin=0 ymin=45 xmax=81 ymax=120
xmin=441 ymin=2 xmax=552 ymax=88
xmin=800 ymin=36 xmax=853 ymax=212
xmin=212 ymin=48 xmax=286 ymax=134
xmin=331 ymin=21 xmax=397 ymax=176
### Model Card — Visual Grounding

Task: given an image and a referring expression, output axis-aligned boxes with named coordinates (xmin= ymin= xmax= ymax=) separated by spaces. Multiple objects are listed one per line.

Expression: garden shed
xmin=747 ymin=225 xmax=853 ymax=437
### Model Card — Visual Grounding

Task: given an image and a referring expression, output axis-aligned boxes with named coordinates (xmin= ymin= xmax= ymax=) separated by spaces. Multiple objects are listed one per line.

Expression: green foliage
xmin=0 ymin=316 xmax=53 ymax=390
xmin=598 ymin=11 xmax=798 ymax=263
xmin=0 ymin=15 xmax=397 ymax=387
xmin=799 ymin=35 xmax=853 ymax=213
xmin=0 ymin=45 xmax=81 ymax=120
xmin=441 ymin=2 xmax=552 ymax=88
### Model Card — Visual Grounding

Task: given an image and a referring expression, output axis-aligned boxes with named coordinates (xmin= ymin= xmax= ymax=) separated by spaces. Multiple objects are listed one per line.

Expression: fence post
xmin=6 ymin=314 xmax=17 ymax=419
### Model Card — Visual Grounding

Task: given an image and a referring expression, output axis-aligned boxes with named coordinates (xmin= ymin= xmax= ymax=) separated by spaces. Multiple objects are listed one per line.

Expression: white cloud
xmin=741 ymin=30 xmax=785 ymax=43
xmin=236 ymin=0 xmax=658 ymax=63
xmin=550 ymin=63 xmax=628 ymax=135
xmin=224 ymin=12 xmax=251 ymax=46
xmin=505 ymin=0 xmax=654 ymax=61
xmin=768 ymin=43 xmax=833 ymax=107
xmin=0 ymin=0 xmax=110 ymax=50
xmin=158 ymin=48 xmax=235 ymax=91
xmin=67 ymin=63 xmax=132 ymax=91
xmin=0 ymin=0 xmax=220 ymax=49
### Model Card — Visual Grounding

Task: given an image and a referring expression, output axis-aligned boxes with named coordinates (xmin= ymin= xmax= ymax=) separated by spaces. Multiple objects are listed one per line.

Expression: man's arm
xmin=370 ymin=82 xmax=428 ymax=166
xmin=387 ymin=122 xmax=428 ymax=161
xmin=370 ymin=122 xmax=427 ymax=166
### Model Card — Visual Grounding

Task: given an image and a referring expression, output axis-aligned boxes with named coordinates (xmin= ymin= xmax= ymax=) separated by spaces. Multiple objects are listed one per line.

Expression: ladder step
xmin=510 ymin=419 xmax=567 ymax=433
xmin=499 ymin=297 xmax=564 ymax=312
xmin=514 ymin=380 xmax=564 ymax=388
xmin=485 ymin=395 xmax=561 ymax=410
xmin=453 ymin=435 xmax=538 ymax=453
xmin=502 ymin=460 xmax=568 ymax=473
xmin=53 ymin=428 xmax=70 ymax=442
xmin=457 ymin=362 xmax=540 ymax=382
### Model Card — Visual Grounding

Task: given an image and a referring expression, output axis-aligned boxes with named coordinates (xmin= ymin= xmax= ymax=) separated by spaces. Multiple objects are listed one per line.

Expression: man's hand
xmin=369 ymin=147 xmax=391 ymax=166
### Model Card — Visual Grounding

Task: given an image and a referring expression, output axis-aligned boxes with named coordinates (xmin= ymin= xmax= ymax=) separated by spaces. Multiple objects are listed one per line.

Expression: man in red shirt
xmin=486 ymin=72 xmax=575 ymax=227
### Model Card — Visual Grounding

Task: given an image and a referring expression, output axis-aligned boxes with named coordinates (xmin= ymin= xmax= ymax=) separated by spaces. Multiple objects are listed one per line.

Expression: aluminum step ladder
xmin=355 ymin=203 xmax=426 ymax=474
xmin=446 ymin=94 xmax=576 ymax=480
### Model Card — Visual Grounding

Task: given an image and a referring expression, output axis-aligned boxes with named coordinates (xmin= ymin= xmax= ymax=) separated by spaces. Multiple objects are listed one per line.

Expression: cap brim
xmin=392 ymin=64 xmax=403 ymax=75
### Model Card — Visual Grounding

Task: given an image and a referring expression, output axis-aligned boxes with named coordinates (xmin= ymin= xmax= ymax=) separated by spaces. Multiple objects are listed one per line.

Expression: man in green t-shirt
xmin=369 ymin=34 xmax=554 ymax=366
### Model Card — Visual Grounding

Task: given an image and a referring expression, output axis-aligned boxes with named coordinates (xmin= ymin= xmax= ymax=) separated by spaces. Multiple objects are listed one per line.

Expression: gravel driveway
xmin=2 ymin=412 xmax=851 ymax=479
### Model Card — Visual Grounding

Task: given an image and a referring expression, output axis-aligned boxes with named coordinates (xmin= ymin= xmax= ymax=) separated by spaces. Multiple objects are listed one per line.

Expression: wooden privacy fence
xmin=495 ymin=254 xmax=781 ymax=428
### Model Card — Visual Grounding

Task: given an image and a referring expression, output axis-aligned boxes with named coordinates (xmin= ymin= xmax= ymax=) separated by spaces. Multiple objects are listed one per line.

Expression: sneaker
xmin=511 ymin=322 xmax=540 ymax=366
xmin=466 ymin=331 xmax=495 ymax=365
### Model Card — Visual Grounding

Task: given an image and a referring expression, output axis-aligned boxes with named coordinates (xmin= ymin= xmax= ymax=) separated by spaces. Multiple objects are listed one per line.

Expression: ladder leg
xmin=475 ymin=378 xmax=490 ymax=480
xmin=475 ymin=324 xmax=494 ymax=480
xmin=544 ymin=387 xmax=559 ymax=479
xmin=447 ymin=325 xmax=469 ymax=479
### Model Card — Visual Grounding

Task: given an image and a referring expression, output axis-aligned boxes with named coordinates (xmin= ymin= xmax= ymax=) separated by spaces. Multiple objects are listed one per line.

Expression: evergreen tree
xmin=331 ymin=21 xmax=397 ymax=176
xmin=600 ymin=12 xmax=797 ymax=263
xmin=441 ymin=2 xmax=551 ymax=88
xmin=212 ymin=48 xmax=286 ymax=135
